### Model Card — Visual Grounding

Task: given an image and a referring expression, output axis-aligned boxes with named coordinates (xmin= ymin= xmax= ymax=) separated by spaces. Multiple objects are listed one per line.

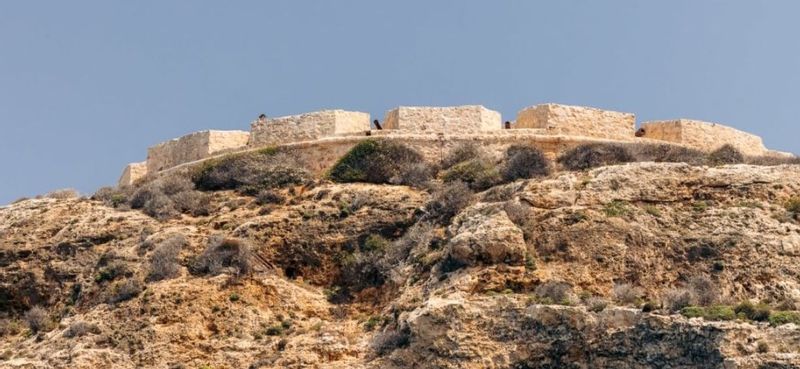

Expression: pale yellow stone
xmin=146 ymin=130 xmax=250 ymax=173
xmin=249 ymin=110 xmax=370 ymax=147
xmin=639 ymin=119 xmax=768 ymax=156
xmin=515 ymin=103 xmax=635 ymax=141
xmin=382 ymin=105 xmax=501 ymax=133
xmin=117 ymin=161 xmax=147 ymax=187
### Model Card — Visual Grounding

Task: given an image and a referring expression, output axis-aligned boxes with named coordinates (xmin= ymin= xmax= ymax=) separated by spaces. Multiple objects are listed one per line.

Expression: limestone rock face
xmin=446 ymin=203 xmax=526 ymax=266
xmin=4 ymin=163 xmax=800 ymax=368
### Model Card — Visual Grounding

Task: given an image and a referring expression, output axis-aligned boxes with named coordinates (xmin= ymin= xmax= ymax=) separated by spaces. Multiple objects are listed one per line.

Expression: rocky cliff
xmin=2 ymin=162 xmax=800 ymax=369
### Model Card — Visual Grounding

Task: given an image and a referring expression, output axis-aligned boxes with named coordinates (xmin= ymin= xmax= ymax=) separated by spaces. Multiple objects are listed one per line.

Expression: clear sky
xmin=1 ymin=1 xmax=799 ymax=204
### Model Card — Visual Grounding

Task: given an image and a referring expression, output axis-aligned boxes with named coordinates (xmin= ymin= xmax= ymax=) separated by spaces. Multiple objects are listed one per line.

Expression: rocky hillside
xmin=2 ymin=143 xmax=800 ymax=368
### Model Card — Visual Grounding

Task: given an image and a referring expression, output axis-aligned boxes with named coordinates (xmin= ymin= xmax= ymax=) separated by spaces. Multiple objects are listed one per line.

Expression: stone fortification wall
xmin=382 ymin=106 xmax=501 ymax=133
xmin=118 ymin=162 xmax=147 ymax=187
xmin=249 ymin=110 xmax=370 ymax=147
xmin=146 ymin=130 xmax=250 ymax=173
xmin=515 ymin=104 xmax=635 ymax=141
xmin=639 ymin=120 xmax=768 ymax=156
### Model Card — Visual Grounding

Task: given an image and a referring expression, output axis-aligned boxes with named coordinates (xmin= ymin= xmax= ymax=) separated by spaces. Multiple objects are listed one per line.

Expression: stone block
xmin=382 ymin=105 xmax=501 ymax=133
xmin=146 ymin=130 xmax=250 ymax=173
xmin=639 ymin=119 xmax=768 ymax=156
xmin=515 ymin=103 xmax=635 ymax=140
xmin=118 ymin=161 xmax=147 ymax=187
xmin=249 ymin=110 xmax=370 ymax=147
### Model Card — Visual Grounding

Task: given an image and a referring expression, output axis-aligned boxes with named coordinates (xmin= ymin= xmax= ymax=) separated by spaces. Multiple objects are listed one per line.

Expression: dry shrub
xmin=45 ymin=188 xmax=80 ymax=200
xmin=534 ymin=281 xmax=575 ymax=305
xmin=585 ymin=296 xmax=609 ymax=312
xmin=372 ymin=328 xmax=411 ymax=356
xmin=190 ymin=236 xmax=252 ymax=277
xmin=423 ymin=181 xmax=473 ymax=224
xmin=746 ymin=155 xmax=800 ymax=166
xmin=24 ymin=306 xmax=50 ymax=333
xmin=92 ymin=186 xmax=130 ymax=208
xmin=503 ymin=201 xmax=532 ymax=228
xmin=193 ymin=149 xmax=311 ymax=195
xmin=627 ymin=143 xmax=707 ymax=165
xmin=708 ymin=144 xmax=745 ymax=165
xmin=663 ymin=288 xmax=693 ymax=312
xmin=108 ymin=278 xmax=143 ymax=304
xmin=130 ymin=176 xmax=210 ymax=220
xmin=147 ymin=235 xmax=186 ymax=282
xmin=329 ymin=140 xmax=432 ymax=187
xmin=613 ymin=283 xmax=643 ymax=305
xmin=502 ymin=144 xmax=551 ymax=181
xmin=63 ymin=321 xmax=99 ymax=338
xmin=558 ymin=143 xmax=634 ymax=171
xmin=256 ymin=189 xmax=285 ymax=205
xmin=442 ymin=143 xmax=482 ymax=170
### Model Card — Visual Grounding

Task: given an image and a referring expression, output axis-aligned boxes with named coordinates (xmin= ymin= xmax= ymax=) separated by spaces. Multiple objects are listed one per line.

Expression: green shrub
xmin=363 ymin=234 xmax=390 ymax=252
xmin=502 ymin=145 xmax=551 ymax=181
xmin=442 ymin=143 xmax=481 ymax=170
xmin=603 ymin=200 xmax=630 ymax=217
xmin=190 ymin=236 xmax=252 ymax=277
xmin=95 ymin=260 xmax=131 ymax=283
xmin=329 ymin=140 xmax=431 ymax=186
xmin=734 ymin=301 xmax=771 ymax=322
xmin=785 ymin=197 xmax=800 ymax=214
xmin=641 ymin=301 xmax=658 ymax=313
xmin=768 ymin=311 xmax=800 ymax=326
xmin=93 ymin=186 xmax=131 ymax=208
xmin=558 ymin=143 xmax=634 ymax=171
xmin=441 ymin=158 xmax=501 ymax=191
xmin=585 ymin=296 xmax=608 ymax=312
xmin=708 ymin=144 xmax=744 ymax=165
xmin=746 ymin=155 xmax=800 ymax=166
xmin=193 ymin=150 xmax=310 ymax=194
xmin=680 ymin=305 xmax=736 ymax=321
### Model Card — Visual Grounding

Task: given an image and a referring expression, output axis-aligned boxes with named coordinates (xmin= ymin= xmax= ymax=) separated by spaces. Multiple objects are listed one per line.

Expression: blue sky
xmin=1 ymin=1 xmax=799 ymax=204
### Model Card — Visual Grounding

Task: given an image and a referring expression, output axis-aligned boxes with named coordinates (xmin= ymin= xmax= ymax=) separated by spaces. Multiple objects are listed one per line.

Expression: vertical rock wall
xmin=382 ymin=106 xmax=502 ymax=133
xmin=640 ymin=120 xmax=768 ymax=156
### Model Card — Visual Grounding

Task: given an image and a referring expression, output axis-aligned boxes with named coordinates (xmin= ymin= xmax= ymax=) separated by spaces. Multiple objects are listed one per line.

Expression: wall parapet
xmin=639 ymin=119 xmax=768 ymax=156
xmin=382 ymin=105 xmax=501 ymax=133
xmin=515 ymin=103 xmax=635 ymax=141
xmin=146 ymin=130 xmax=250 ymax=173
xmin=249 ymin=110 xmax=370 ymax=147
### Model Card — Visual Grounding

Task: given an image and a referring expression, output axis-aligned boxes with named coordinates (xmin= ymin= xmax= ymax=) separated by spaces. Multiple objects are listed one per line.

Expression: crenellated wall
xmin=118 ymin=103 xmax=791 ymax=186
xmin=249 ymin=110 xmax=370 ymax=147
xmin=515 ymin=104 xmax=635 ymax=141
xmin=639 ymin=120 xmax=768 ymax=156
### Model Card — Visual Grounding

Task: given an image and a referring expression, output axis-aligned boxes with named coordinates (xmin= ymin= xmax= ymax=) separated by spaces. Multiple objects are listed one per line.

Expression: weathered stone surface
xmin=515 ymin=103 xmax=636 ymax=140
xmin=446 ymin=203 xmax=526 ymax=266
xmin=117 ymin=161 xmax=146 ymax=187
xmin=249 ymin=110 xmax=370 ymax=147
xmin=639 ymin=119 xmax=769 ymax=156
xmin=146 ymin=130 xmax=250 ymax=173
xmin=382 ymin=105 xmax=501 ymax=133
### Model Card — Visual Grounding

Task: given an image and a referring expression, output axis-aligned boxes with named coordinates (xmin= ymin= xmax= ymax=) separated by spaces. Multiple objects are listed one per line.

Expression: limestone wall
xmin=249 ymin=110 xmax=370 ymax=147
xmin=118 ymin=162 xmax=147 ymax=187
xmin=146 ymin=130 xmax=250 ymax=173
xmin=639 ymin=120 xmax=768 ymax=156
xmin=382 ymin=106 xmax=501 ymax=133
xmin=515 ymin=104 xmax=635 ymax=141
